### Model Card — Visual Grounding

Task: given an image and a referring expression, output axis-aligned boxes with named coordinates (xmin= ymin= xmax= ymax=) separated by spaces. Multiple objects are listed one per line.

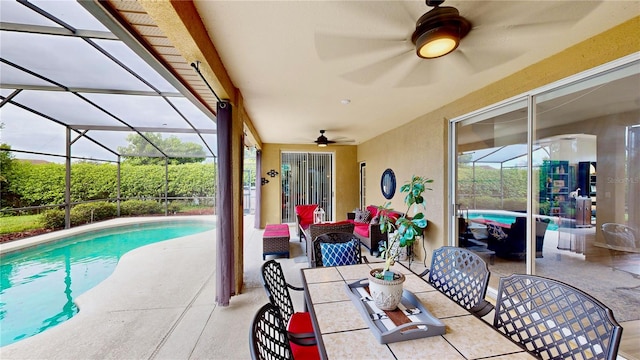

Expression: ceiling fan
xmin=314 ymin=0 xmax=599 ymax=87
xmin=314 ymin=130 xmax=354 ymax=147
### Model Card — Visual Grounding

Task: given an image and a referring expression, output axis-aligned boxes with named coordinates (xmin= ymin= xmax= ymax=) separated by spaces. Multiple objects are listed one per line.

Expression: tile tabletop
xmin=301 ymin=264 xmax=535 ymax=360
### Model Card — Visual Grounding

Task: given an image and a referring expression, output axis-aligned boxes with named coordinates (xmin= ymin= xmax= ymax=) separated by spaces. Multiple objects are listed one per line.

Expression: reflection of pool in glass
xmin=466 ymin=210 xmax=558 ymax=231
xmin=0 ymin=220 xmax=214 ymax=347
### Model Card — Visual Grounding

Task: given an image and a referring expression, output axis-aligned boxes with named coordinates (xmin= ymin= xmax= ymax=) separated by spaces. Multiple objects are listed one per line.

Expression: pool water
xmin=468 ymin=213 xmax=518 ymax=225
xmin=0 ymin=221 xmax=213 ymax=347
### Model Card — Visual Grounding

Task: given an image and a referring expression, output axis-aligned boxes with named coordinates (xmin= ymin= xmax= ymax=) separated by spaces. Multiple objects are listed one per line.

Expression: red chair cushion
xmin=295 ymin=204 xmax=318 ymax=225
xmin=366 ymin=205 xmax=379 ymax=218
xmin=353 ymin=222 xmax=369 ymax=237
xmin=290 ymin=341 xmax=320 ymax=360
xmin=288 ymin=312 xmax=319 ymax=358
xmin=264 ymin=224 xmax=290 ymax=237
xmin=287 ymin=311 xmax=314 ymax=335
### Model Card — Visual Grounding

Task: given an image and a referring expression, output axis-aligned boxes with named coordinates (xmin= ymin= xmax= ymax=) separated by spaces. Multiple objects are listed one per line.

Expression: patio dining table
xmin=301 ymin=262 xmax=534 ymax=360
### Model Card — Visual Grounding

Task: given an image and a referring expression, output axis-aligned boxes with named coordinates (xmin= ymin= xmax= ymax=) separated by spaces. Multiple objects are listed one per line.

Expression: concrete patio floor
xmin=1 ymin=215 xmax=637 ymax=359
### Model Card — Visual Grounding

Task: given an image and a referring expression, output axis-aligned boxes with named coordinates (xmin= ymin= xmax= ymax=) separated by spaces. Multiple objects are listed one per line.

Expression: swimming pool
xmin=0 ymin=220 xmax=214 ymax=347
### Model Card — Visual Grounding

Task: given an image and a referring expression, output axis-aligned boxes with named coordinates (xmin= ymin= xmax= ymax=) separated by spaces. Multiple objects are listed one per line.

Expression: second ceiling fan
xmin=314 ymin=130 xmax=354 ymax=147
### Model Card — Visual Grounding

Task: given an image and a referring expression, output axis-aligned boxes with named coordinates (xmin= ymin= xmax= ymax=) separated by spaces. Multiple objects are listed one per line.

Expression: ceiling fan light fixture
xmin=411 ymin=5 xmax=471 ymax=59
xmin=416 ymin=27 xmax=459 ymax=58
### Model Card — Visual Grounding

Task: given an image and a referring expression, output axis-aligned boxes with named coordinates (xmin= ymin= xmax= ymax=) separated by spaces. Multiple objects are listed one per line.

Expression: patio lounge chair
xmin=493 ymin=274 xmax=623 ymax=360
xmin=419 ymin=246 xmax=493 ymax=317
xmin=260 ymin=260 xmax=316 ymax=344
xmin=487 ymin=217 xmax=549 ymax=259
xmin=249 ymin=303 xmax=319 ymax=360
xmin=295 ymin=204 xmax=318 ymax=241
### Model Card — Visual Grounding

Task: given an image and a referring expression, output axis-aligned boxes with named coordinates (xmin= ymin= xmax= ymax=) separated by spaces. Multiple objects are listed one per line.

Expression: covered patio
xmin=2 ymin=0 xmax=639 ymax=358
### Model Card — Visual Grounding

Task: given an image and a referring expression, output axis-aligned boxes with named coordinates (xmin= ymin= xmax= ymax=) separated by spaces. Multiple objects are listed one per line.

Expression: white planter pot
xmin=368 ymin=268 xmax=406 ymax=311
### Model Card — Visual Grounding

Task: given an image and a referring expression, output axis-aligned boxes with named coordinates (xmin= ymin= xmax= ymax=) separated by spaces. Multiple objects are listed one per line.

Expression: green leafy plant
xmin=376 ymin=175 xmax=433 ymax=276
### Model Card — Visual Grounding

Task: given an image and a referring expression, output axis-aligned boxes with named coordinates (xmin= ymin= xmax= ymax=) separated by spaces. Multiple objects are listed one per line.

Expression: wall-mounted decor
xmin=267 ymin=169 xmax=279 ymax=177
xmin=261 ymin=177 xmax=269 ymax=186
xmin=381 ymin=168 xmax=396 ymax=200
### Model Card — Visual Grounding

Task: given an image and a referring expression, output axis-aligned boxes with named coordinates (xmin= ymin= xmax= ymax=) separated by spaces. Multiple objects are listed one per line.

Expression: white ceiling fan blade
xmin=464 ymin=1 xmax=600 ymax=36
xmin=395 ymin=56 xmax=450 ymax=88
xmin=338 ymin=0 xmax=416 ymax=27
xmin=332 ymin=136 xmax=356 ymax=143
xmin=313 ymin=0 xmax=420 ymax=62
xmin=455 ymin=46 xmax=522 ymax=74
xmin=315 ymin=33 xmax=408 ymax=61
xmin=340 ymin=47 xmax=414 ymax=86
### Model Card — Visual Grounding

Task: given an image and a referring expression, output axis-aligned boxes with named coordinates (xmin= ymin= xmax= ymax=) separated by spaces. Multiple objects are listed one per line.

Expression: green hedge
xmin=3 ymin=161 xmax=216 ymax=209
xmin=40 ymin=202 xmax=118 ymax=229
xmin=71 ymin=202 xmax=117 ymax=225
xmin=120 ymin=199 xmax=163 ymax=216
xmin=39 ymin=200 xmax=188 ymax=229
xmin=41 ymin=209 xmax=65 ymax=229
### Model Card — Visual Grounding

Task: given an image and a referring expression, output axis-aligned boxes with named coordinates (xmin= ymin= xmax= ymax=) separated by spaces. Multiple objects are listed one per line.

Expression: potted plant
xmin=368 ymin=175 xmax=433 ymax=310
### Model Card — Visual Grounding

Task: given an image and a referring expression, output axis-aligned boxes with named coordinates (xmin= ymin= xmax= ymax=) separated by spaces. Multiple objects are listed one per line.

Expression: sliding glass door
xmin=453 ymin=98 xmax=529 ymax=277
xmin=281 ymin=152 xmax=333 ymax=223
xmin=450 ymin=56 xmax=640 ymax=324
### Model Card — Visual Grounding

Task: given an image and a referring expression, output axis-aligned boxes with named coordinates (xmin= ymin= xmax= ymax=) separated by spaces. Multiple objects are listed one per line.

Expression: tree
xmin=1 ymin=143 xmax=18 ymax=207
xmin=118 ymin=132 xmax=206 ymax=165
xmin=243 ymin=147 xmax=256 ymax=187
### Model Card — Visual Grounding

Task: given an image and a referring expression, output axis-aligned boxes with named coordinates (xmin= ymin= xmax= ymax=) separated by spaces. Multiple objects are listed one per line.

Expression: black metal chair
xmin=249 ymin=303 xmax=318 ymax=360
xmin=260 ymin=260 xmax=316 ymax=342
xmin=419 ymin=246 xmax=493 ymax=317
xmin=312 ymin=232 xmax=367 ymax=268
xmin=493 ymin=274 xmax=623 ymax=360
xmin=307 ymin=222 xmax=355 ymax=266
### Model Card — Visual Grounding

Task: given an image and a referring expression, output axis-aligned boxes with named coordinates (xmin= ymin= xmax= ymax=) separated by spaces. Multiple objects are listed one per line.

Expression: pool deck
xmin=1 ymin=215 xmax=309 ymax=359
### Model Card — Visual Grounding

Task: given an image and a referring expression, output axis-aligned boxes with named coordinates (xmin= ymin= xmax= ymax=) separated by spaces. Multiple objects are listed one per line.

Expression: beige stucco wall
xmin=260 ymin=144 xmax=359 ymax=228
xmin=357 ymin=16 xmax=640 ymax=263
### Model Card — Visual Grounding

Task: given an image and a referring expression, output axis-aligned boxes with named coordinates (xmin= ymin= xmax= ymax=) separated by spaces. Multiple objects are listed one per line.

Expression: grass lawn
xmin=0 ymin=214 xmax=43 ymax=235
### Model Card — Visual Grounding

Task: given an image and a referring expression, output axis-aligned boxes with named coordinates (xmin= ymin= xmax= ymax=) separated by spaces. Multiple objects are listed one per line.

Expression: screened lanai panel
xmin=93 ymin=39 xmax=177 ymax=93
xmin=0 ymin=62 xmax=53 ymax=87
xmin=147 ymin=132 xmax=211 ymax=158
xmin=1 ymin=103 xmax=67 ymax=156
xmin=0 ymin=1 xmax=62 ymax=27
xmin=168 ymin=97 xmax=217 ymax=131
xmin=82 ymin=93 xmax=191 ymax=129
xmin=1 ymin=32 xmax=150 ymax=91
xmin=1 ymin=0 xmax=217 ymax=165
xmin=78 ymin=130 xmax=161 ymax=158
xmin=28 ymin=0 xmax=109 ymax=32
xmin=464 ymin=144 xmax=539 ymax=164
xmin=69 ymin=135 xmax=118 ymax=162
xmin=200 ymin=135 xmax=217 ymax=158
xmin=9 ymin=90 xmax=120 ymax=126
